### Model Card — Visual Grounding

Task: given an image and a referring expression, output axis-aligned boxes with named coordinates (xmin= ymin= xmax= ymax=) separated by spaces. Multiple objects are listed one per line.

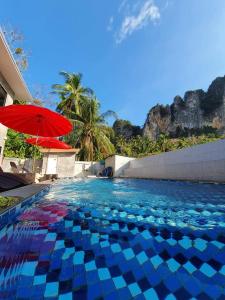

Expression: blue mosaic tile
xmin=113 ymin=275 xmax=127 ymax=289
xmin=44 ymin=282 xmax=59 ymax=297
xmin=0 ymin=179 xmax=224 ymax=299
xmin=200 ymin=263 xmax=217 ymax=277
xmin=128 ymin=282 xmax=142 ymax=297
xmin=117 ymin=287 xmax=131 ymax=299
xmin=101 ymin=279 xmax=115 ymax=295
xmin=98 ymin=268 xmax=111 ymax=280
xmin=21 ymin=261 xmax=38 ymax=276
xmin=151 ymin=255 xmax=163 ymax=269
xmin=58 ymin=292 xmax=73 ymax=300
xmin=144 ymin=288 xmax=159 ymax=300
xmin=33 ymin=274 xmax=46 ymax=285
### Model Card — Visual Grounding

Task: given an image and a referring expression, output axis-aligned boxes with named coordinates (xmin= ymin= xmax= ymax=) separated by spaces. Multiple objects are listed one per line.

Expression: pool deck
xmin=0 ymin=181 xmax=51 ymax=199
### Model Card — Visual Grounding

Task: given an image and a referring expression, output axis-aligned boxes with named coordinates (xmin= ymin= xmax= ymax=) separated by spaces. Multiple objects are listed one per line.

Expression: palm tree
xmin=53 ymin=71 xmax=118 ymax=160
xmin=68 ymin=97 xmax=115 ymax=161
xmin=52 ymin=72 xmax=93 ymax=116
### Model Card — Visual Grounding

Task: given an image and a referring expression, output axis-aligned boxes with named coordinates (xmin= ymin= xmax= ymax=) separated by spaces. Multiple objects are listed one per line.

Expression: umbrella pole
xmin=44 ymin=148 xmax=50 ymax=176
xmin=33 ymin=132 xmax=39 ymax=173
xmin=33 ymin=145 xmax=36 ymax=173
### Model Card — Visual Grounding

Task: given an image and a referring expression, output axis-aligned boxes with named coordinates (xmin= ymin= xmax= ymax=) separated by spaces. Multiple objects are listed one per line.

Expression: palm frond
xmin=53 ymin=71 xmax=117 ymax=161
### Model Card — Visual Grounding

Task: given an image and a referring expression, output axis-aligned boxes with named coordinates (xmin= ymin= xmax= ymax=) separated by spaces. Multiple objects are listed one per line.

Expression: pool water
xmin=0 ymin=178 xmax=225 ymax=300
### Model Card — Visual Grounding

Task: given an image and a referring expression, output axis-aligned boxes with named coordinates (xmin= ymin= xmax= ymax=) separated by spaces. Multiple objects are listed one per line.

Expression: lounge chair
xmin=0 ymin=167 xmax=35 ymax=192
xmin=10 ymin=161 xmax=30 ymax=173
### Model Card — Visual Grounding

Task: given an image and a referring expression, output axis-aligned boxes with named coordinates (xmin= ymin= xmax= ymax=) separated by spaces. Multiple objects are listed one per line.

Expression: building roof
xmin=40 ymin=148 xmax=80 ymax=154
xmin=0 ymin=28 xmax=32 ymax=101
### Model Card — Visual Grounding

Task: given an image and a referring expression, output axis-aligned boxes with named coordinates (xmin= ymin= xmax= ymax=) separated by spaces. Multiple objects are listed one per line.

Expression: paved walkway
xmin=0 ymin=182 xmax=51 ymax=199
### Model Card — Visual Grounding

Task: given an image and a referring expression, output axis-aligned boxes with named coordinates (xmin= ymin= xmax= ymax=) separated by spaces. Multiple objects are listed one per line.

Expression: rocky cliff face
xmin=143 ymin=76 xmax=225 ymax=140
xmin=113 ymin=119 xmax=142 ymax=139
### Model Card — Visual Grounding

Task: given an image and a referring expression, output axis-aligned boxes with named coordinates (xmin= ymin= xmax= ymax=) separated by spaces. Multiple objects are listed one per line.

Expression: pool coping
xmin=0 ymin=183 xmax=51 ymax=227
xmin=117 ymin=176 xmax=225 ymax=185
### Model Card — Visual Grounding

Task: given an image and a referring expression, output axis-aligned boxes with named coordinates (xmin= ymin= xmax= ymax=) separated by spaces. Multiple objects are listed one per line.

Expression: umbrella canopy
xmin=0 ymin=104 xmax=72 ymax=137
xmin=26 ymin=137 xmax=72 ymax=149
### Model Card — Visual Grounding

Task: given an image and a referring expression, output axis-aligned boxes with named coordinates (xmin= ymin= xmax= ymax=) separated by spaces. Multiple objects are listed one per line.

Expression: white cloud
xmin=118 ymin=0 xmax=128 ymax=13
xmin=115 ymin=0 xmax=160 ymax=44
xmin=107 ymin=16 xmax=114 ymax=31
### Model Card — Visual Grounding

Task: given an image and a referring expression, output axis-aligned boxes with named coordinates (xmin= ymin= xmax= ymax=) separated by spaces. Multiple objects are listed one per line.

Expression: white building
xmin=0 ymin=29 xmax=32 ymax=163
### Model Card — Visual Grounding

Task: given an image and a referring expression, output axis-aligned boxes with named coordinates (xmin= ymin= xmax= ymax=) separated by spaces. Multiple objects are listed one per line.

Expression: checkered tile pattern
xmin=0 ymin=179 xmax=225 ymax=299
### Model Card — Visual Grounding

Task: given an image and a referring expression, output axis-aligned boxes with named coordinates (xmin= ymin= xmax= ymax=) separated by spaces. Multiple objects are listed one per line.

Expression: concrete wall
xmin=2 ymin=157 xmax=23 ymax=172
xmin=74 ymin=161 xmax=103 ymax=177
xmin=105 ymin=155 xmax=135 ymax=177
xmin=56 ymin=154 xmax=75 ymax=178
xmin=3 ymin=155 xmax=103 ymax=178
xmin=0 ymin=73 xmax=14 ymax=164
xmin=2 ymin=157 xmax=42 ymax=173
xmin=42 ymin=153 xmax=76 ymax=178
xmin=123 ymin=139 xmax=225 ymax=183
xmin=42 ymin=154 xmax=103 ymax=178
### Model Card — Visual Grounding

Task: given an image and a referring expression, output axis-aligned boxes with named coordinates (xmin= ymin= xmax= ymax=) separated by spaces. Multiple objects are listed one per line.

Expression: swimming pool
xmin=0 ymin=178 xmax=225 ymax=299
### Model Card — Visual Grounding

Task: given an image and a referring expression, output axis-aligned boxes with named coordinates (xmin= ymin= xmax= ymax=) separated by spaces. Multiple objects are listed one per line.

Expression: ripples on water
xmin=0 ymin=178 xmax=224 ymax=299
xmin=49 ymin=178 xmax=225 ymax=230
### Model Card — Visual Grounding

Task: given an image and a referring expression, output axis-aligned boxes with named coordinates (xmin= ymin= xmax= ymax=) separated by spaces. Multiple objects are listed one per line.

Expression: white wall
xmin=42 ymin=153 xmax=76 ymax=178
xmin=2 ymin=157 xmax=41 ymax=173
xmin=3 ymin=155 xmax=103 ymax=178
xmin=42 ymin=155 xmax=103 ymax=178
xmin=124 ymin=139 xmax=225 ymax=182
xmin=0 ymin=92 xmax=13 ymax=164
xmin=2 ymin=157 xmax=23 ymax=172
xmin=74 ymin=161 xmax=103 ymax=177
xmin=105 ymin=155 xmax=135 ymax=177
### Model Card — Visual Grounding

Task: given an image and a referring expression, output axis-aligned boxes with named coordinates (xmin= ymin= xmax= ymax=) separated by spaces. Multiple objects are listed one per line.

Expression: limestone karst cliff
xmin=143 ymin=76 xmax=225 ymax=140
xmin=113 ymin=119 xmax=142 ymax=139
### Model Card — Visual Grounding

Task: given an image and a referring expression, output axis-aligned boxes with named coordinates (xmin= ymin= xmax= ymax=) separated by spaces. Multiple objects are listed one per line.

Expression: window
xmin=0 ymin=84 xmax=7 ymax=107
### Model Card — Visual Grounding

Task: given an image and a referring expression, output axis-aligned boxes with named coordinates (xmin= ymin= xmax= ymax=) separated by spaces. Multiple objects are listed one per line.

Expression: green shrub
xmin=4 ymin=129 xmax=41 ymax=158
xmin=0 ymin=196 xmax=21 ymax=211
xmin=114 ymin=134 xmax=222 ymax=158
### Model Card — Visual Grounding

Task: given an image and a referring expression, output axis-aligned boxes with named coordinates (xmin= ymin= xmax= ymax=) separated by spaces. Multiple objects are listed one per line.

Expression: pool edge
xmin=0 ymin=184 xmax=51 ymax=227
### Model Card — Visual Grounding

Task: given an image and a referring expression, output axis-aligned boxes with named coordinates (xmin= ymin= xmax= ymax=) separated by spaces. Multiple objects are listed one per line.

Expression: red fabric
xmin=26 ymin=137 xmax=72 ymax=149
xmin=0 ymin=104 xmax=72 ymax=137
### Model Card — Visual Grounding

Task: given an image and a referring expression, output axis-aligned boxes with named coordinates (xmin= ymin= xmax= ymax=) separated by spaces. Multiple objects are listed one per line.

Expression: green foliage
xmin=113 ymin=119 xmax=141 ymax=139
xmin=71 ymin=97 xmax=115 ymax=161
xmin=114 ymin=119 xmax=132 ymax=127
xmin=0 ymin=196 xmax=21 ymax=212
xmin=52 ymin=72 xmax=93 ymax=117
xmin=114 ymin=134 xmax=221 ymax=158
xmin=4 ymin=129 xmax=41 ymax=158
xmin=53 ymin=72 xmax=116 ymax=161
xmin=100 ymin=125 xmax=115 ymax=141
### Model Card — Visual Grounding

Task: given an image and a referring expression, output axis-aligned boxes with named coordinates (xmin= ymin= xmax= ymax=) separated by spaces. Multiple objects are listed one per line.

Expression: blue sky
xmin=1 ymin=0 xmax=225 ymax=126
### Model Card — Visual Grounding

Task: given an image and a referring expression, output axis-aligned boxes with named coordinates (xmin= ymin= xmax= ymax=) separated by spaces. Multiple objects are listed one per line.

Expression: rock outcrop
xmin=143 ymin=76 xmax=225 ymax=140
xmin=113 ymin=119 xmax=142 ymax=139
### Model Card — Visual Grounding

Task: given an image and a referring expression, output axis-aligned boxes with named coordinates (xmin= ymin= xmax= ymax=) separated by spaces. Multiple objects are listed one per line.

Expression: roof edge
xmin=0 ymin=27 xmax=33 ymax=100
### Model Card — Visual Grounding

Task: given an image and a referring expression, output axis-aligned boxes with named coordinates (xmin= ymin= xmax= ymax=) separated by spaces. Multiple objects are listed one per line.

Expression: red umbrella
xmin=0 ymin=104 xmax=72 ymax=137
xmin=26 ymin=137 xmax=72 ymax=149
